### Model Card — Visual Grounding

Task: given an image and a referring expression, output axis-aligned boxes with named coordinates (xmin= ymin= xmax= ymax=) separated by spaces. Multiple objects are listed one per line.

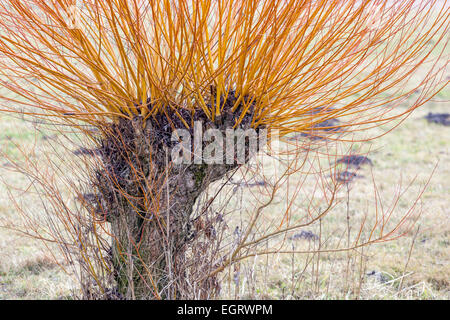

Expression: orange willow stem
xmin=0 ymin=1 xmax=447 ymax=137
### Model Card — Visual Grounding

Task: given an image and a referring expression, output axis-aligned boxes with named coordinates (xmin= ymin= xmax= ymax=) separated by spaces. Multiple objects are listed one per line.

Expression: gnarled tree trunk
xmin=91 ymin=95 xmax=261 ymax=299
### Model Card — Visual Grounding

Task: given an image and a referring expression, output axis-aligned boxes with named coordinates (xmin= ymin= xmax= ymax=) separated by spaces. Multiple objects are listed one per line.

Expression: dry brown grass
xmin=215 ymin=95 xmax=449 ymax=300
xmin=0 ymin=94 xmax=448 ymax=299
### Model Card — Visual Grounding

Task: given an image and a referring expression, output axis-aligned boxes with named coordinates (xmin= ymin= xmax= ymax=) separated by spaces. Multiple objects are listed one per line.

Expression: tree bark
xmin=94 ymin=116 xmax=237 ymax=299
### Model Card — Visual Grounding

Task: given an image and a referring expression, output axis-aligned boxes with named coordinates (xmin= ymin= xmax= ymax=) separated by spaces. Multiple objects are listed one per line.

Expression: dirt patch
xmin=73 ymin=147 xmax=100 ymax=156
xmin=289 ymin=230 xmax=319 ymax=241
xmin=336 ymin=170 xmax=364 ymax=184
xmin=229 ymin=179 xmax=267 ymax=190
xmin=366 ymin=270 xmax=389 ymax=283
xmin=424 ymin=113 xmax=450 ymax=126
xmin=337 ymin=155 xmax=373 ymax=168
xmin=297 ymin=118 xmax=342 ymax=140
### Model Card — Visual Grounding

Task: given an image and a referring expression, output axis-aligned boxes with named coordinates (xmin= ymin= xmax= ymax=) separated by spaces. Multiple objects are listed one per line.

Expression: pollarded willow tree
xmin=0 ymin=0 xmax=448 ymax=299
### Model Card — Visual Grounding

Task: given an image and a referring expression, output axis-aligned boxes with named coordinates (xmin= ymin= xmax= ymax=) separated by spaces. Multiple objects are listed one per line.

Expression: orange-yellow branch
xmin=0 ymin=0 xmax=448 ymax=137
